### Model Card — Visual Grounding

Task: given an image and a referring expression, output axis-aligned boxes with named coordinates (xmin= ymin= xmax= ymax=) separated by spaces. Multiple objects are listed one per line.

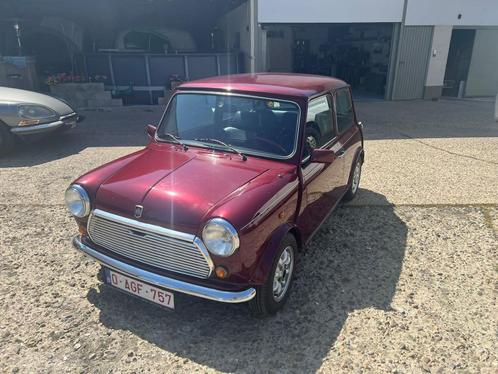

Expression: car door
xmin=334 ymin=87 xmax=362 ymax=187
xmin=297 ymin=93 xmax=348 ymax=242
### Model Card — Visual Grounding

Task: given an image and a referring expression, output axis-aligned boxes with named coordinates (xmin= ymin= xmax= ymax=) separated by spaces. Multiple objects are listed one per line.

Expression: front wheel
xmin=343 ymin=157 xmax=362 ymax=202
xmin=249 ymin=234 xmax=297 ymax=317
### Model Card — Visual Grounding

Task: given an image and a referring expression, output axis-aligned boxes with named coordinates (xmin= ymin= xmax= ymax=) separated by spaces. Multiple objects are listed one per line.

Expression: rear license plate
xmin=104 ymin=269 xmax=175 ymax=309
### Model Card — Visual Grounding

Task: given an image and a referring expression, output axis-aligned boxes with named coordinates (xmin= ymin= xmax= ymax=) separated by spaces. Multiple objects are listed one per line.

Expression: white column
xmin=495 ymin=94 xmax=498 ymax=121
xmin=424 ymin=25 xmax=452 ymax=100
xmin=249 ymin=0 xmax=256 ymax=73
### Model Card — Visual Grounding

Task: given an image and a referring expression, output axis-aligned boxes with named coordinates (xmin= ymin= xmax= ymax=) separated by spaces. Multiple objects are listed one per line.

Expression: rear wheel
xmin=343 ymin=157 xmax=362 ymax=202
xmin=0 ymin=123 xmax=16 ymax=156
xmin=249 ymin=234 xmax=297 ymax=317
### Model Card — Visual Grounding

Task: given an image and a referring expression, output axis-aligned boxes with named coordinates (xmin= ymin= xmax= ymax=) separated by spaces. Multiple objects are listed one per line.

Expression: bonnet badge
xmin=134 ymin=205 xmax=144 ymax=219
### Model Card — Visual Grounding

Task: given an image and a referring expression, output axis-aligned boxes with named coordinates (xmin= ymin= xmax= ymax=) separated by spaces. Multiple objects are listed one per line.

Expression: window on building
xmin=335 ymin=89 xmax=354 ymax=133
xmin=124 ymin=31 xmax=171 ymax=53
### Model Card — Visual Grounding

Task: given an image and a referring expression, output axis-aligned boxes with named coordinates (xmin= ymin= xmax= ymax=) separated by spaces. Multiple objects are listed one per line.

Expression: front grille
xmin=87 ymin=210 xmax=213 ymax=279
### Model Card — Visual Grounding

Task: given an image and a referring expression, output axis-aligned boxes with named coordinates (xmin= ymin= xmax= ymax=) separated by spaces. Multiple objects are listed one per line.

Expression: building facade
xmin=1 ymin=0 xmax=497 ymax=102
xmin=253 ymin=0 xmax=498 ymax=100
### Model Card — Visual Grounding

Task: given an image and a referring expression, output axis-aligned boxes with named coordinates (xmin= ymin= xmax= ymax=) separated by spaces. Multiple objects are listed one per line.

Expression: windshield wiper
xmin=161 ymin=133 xmax=188 ymax=151
xmin=194 ymin=138 xmax=247 ymax=161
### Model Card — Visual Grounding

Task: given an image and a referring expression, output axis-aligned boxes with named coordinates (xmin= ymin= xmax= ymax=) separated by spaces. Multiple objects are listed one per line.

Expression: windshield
xmin=157 ymin=93 xmax=300 ymax=158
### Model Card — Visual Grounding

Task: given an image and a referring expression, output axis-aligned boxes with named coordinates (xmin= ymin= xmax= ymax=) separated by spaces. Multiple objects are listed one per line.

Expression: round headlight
xmin=65 ymin=185 xmax=91 ymax=218
xmin=202 ymin=218 xmax=240 ymax=257
xmin=18 ymin=104 xmax=57 ymax=120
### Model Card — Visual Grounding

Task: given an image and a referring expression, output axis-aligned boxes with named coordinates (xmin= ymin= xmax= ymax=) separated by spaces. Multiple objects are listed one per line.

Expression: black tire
xmin=343 ymin=157 xmax=362 ymax=202
xmin=249 ymin=234 xmax=297 ymax=317
xmin=0 ymin=123 xmax=16 ymax=156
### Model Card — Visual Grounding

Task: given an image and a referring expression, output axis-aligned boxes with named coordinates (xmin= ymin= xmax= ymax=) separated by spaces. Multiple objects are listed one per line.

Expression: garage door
xmin=392 ymin=26 xmax=433 ymax=100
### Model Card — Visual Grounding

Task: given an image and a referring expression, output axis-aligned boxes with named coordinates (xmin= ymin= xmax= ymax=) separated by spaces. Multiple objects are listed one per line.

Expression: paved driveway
xmin=0 ymin=100 xmax=496 ymax=373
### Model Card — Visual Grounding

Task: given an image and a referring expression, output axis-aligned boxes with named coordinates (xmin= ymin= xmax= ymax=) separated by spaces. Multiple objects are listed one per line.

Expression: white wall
xmin=425 ymin=26 xmax=452 ymax=87
xmin=258 ymin=0 xmax=498 ymax=26
xmin=258 ymin=0 xmax=404 ymax=23
xmin=465 ymin=29 xmax=498 ymax=96
xmin=405 ymin=0 xmax=498 ymax=26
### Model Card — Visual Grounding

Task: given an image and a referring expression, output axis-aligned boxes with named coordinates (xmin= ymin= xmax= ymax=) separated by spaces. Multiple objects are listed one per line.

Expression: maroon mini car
xmin=66 ymin=73 xmax=364 ymax=316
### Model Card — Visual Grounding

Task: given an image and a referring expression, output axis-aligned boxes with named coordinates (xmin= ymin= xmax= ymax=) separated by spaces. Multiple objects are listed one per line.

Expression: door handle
xmin=336 ymin=149 xmax=346 ymax=158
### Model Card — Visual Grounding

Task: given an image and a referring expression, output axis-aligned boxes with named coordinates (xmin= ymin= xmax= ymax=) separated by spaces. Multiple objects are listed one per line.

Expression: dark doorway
xmin=21 ymin=29 xmax=75 ymax=76
xmin=266 ymin=23 xmax=394 ymax=99
xmin=442 ymin=29 xmax=475 ymax=97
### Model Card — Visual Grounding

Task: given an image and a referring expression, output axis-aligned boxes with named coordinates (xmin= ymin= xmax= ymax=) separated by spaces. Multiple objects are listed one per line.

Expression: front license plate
xmin=105 ymin=269 xmax=175 ymax=309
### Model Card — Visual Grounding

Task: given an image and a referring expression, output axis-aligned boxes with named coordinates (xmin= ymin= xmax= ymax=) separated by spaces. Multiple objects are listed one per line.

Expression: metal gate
xmin=391 ymin=26 xmax=433 ymax=100
xmin=84 ymin=53 xmax=239 ymax=105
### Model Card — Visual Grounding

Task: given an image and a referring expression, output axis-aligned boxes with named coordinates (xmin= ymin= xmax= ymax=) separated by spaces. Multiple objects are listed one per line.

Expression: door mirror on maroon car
xmin=146 ymin=124 xmax=157 ymax=139
xmin=310 ymin=148 xmax=336 ymax=163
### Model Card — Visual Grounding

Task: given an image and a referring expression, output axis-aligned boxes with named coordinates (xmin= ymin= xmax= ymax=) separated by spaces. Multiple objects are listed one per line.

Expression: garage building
xmin=1 ymin=0 xmax=497 ymax=102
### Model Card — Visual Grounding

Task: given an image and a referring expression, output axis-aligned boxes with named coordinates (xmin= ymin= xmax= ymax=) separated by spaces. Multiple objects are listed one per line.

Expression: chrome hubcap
xmin=272 ymin=246 xmax=294 ymax=302
xmin=351 ymin=162 xmax=361 ymax=194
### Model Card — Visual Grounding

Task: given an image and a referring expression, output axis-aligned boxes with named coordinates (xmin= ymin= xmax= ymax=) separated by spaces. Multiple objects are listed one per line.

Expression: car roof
xmin=178 ymin=73 xmax=349 ymax=99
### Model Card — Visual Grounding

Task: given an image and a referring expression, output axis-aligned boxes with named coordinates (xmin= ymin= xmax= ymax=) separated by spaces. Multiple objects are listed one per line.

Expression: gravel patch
xmin=1 ymin=100 xmax=497 ymax=373
xmin=0 ymin=204 xmax=496 ymax=373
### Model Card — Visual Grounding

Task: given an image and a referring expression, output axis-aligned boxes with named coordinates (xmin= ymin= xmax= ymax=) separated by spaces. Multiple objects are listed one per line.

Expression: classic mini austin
xmin=66 ymin=73 xmax=364 ymax=316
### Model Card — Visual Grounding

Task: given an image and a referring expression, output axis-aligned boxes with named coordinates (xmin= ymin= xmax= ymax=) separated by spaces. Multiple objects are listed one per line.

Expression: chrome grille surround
xmin=87 ymin=209 xmax=214 ymax=279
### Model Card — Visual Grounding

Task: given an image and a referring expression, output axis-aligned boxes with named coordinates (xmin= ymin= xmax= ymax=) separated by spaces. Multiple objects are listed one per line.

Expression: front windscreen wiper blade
xmin=194 ymin=138 xmax=247 ymax=161
xmin=160 ymin=133 xmax=188 ymax=151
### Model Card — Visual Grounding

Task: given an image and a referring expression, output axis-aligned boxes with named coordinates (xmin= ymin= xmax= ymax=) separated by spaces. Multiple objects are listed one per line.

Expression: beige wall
xmin=425 ymin=26 xmax=453 ymax=87
xmin=466 ymin=29 xmax=498 ymax=97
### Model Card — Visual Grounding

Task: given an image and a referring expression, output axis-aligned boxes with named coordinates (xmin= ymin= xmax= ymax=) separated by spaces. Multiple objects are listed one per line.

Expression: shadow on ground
xmin=87 ymin=189 xmax=407 ymax=372
xmin=2 ymin=99 xmax=497 ymax=168
xmin=0 ymin=107 xmax=162 ymax=168
xmin=356 ymin=99 xmax=498 ymax=140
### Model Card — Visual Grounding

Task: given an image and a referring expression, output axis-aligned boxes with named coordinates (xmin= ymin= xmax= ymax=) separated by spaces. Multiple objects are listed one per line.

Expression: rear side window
xmin=306 ymin=95 xmax=334 ymax=148
xmin=335 ymin=89 xmax=355 ymax=133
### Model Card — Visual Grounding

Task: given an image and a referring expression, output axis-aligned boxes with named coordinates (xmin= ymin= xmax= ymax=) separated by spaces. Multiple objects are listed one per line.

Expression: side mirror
xmin=310 ymin=148 xmax=336 ymax=164
xmin=146 ymin=124 xmax=157 ymax=139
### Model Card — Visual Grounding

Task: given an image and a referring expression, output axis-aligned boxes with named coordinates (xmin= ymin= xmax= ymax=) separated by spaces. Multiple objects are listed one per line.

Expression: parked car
xmin=0 ymin=87 xmax=81 ymax=155
xmin=66 ymin=73 xmax=364 ymax=316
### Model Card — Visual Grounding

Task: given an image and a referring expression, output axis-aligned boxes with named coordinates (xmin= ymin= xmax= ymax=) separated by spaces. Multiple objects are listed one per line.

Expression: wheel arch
xmin=347 ymin=147 xmax=365 ymax=185
xmin=250 ymin=222 xmax=301 ymax=285
xmin=0 ymin=119 xmax=17 ymax=156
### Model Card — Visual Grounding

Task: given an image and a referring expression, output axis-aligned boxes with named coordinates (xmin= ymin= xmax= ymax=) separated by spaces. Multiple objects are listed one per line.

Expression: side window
xmin=304 ymin=95 xmax=334 ymax=159
xmin=335 ymin=89 xmax=354 ymax=133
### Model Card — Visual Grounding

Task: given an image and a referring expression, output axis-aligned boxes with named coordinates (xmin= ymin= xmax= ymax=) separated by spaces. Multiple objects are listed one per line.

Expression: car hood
xmin=94 ymin=145 xmax=271 ymax=234
xmin=0 ymin=87 xmax=74 ymax=115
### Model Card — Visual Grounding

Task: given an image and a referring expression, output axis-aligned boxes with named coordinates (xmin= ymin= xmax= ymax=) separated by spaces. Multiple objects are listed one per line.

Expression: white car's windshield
xmin=157 ymin=93 xmax=300 ymax=158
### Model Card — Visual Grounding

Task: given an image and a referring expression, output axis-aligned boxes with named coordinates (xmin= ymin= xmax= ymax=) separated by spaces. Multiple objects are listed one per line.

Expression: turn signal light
xmin=215 ymin=266 xmax=229 ymax=279
xmin=78 ymin=226 xmax=88 ymax=236
xmin=18 ymin=119 xmax=41 ymax=126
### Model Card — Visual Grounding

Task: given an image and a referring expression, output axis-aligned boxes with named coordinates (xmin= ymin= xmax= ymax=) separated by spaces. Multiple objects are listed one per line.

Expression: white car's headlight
xmin=17 ymin=104 xmax=57 ymax=126
xmin=65 ymin=185 xmax=91 ymax=218
xmin=202 ymin=218 xmax=240 ymax=257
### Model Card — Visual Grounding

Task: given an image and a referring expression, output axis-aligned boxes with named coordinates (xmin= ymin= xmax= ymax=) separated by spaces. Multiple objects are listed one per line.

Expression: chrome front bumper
xmin=72 ymin=235 xmax=256 ymax=304
xmin=11 ymin=113 xmax=78 ymax=135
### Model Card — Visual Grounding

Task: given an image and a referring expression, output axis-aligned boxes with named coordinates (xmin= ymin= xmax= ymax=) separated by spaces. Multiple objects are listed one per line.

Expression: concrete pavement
xmin=0 ymin=99 xmax=496 ymax=373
